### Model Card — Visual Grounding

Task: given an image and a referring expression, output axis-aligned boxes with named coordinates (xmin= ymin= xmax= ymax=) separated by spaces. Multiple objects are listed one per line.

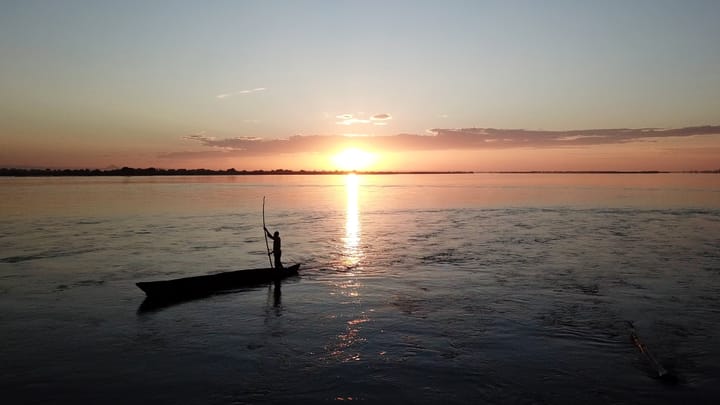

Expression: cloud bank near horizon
xmin=162 ymin=125 xmax=720 ymax=159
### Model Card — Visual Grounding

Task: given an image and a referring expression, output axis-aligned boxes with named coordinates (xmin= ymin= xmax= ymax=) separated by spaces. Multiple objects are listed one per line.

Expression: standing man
xmin=264 ymin=226 xmax=283 ymax=270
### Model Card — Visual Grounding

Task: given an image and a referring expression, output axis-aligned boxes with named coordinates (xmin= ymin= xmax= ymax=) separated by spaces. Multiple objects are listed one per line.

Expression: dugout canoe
xmin=136 ymin=263 xmax=300 ymax=299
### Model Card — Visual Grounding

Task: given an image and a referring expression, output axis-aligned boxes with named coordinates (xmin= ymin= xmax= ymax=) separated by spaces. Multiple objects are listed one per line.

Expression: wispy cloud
xmin=216 ymin=87 xmax=266 ymax=99
xmin=336 ymin=112 xmax=392 ymax=126
xmin=183 ymin=131 xmax=215 ymax=142
xmin=336 ymin=113 xmax=369 ymax=126
xmin=427 ymin=126 xmax=720 ymax=148
xmin=337 ymin=117 xmax=371 ymax=126
xmin=162 ymin=125 xmax=720 ymax=159
xmin=370 ymin=113 xmax=392 ymax=126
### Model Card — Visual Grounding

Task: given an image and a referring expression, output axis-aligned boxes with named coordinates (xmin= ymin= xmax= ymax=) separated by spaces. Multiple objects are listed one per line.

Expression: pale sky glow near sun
xmin=1 ymin=0 xmax=719 ymax=171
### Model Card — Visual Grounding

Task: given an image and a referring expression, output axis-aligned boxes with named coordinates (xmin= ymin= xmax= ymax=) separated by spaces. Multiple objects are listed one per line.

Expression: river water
xmin=1 ymin=174 xmax=719 ymax=404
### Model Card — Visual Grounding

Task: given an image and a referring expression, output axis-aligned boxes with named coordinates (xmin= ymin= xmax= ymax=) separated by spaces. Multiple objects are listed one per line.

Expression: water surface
xmin=1 ymin=174 xmax=719 ymax=403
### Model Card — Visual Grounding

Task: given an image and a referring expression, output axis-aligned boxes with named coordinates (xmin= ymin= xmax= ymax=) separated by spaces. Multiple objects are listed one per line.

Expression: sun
xmin=331 ymin=148 xmax=377 ymax=171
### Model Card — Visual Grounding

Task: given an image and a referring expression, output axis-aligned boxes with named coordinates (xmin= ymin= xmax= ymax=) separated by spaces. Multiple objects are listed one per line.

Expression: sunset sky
xmin=1 ymin=1 xmax=719 ymax=171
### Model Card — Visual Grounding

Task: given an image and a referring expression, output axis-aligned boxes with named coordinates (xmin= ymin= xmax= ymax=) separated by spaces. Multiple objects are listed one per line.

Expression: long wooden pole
xmin=263 ymin=196 xmax=273 ymax=268
xmin=628 ymin=321 xmax=668 ymax=378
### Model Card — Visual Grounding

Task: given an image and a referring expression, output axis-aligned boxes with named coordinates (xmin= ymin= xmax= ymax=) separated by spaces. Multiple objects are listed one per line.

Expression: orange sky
xmin=2 ymin=130 xmax=720 ymax=172
xmin=2 ymin=2 xmax=720 ymax=171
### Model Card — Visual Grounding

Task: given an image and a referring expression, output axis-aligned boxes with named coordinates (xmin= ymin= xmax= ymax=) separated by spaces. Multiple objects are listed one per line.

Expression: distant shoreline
xmin=1 ymin=167 xmax=718 ymax=177
xmin=0 ymin=167 xmax=473 ymax=177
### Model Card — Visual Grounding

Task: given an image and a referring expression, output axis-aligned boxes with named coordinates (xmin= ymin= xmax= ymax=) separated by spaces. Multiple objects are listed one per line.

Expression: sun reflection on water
xmin=342 ymin=173 xmax=362 ymax=268
xmin=327 ymin=313 xmax=370 ymax=363
xmin=325 ymin=174 xmax=371 ymax=364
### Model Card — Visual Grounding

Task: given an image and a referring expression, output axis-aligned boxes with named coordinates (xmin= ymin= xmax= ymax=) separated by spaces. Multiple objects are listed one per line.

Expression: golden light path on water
xmin=327 ymin=174 xmax=371 ymax=369
xmin=343 ymin=173 xmax=362 ymax=268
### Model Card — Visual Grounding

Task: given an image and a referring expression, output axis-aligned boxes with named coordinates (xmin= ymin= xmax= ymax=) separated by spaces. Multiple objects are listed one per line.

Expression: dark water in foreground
xmin=1 ymin=174 xmax=719 ymax=404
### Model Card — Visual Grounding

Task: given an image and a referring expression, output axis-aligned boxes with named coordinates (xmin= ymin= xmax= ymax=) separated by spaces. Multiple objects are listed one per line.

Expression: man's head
xmin=274 ymin=231 xmax=279 ymax=237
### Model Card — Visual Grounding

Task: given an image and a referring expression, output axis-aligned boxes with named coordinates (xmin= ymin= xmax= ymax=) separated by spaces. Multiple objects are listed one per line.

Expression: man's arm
xmin=264 ymin=227 xmax=274 ymax=252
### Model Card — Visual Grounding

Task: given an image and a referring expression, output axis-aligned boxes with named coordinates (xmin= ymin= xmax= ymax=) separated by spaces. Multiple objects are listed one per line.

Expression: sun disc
xmin=331 ymin=148 xmax=376 ymax=171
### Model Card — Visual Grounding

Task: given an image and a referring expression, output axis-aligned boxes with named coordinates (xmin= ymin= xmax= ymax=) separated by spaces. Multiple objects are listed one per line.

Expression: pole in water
xmin=262 ymin=196 xmax=273 ymax=268
xmin=627 ymin=321 xmax=676 ymax=382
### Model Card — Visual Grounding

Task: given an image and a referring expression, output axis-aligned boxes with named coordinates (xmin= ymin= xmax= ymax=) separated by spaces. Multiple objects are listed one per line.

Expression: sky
xmin=1 ymin=0 xmax=719 ymax=171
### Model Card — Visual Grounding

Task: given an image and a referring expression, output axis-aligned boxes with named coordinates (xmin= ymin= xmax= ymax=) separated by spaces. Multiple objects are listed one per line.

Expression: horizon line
xmin=1 ymin=167 xmax=719 ymax=177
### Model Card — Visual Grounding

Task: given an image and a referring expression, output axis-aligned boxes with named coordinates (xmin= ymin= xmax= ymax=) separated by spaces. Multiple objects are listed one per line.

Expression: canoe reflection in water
xmin=136 ymin=264 xmax=300 ymax=312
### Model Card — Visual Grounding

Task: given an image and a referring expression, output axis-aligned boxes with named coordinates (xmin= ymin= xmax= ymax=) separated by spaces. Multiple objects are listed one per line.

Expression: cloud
xmin=335 ymin=113 xmax=368 ymax=126
xmin=336 ymin=112 xmax=392 ymax=126
xmin=181 ymin=131 xmax=263 ymax=151
xmin=426 ymin=126 xmax=720 ymax=148
xmin=370 ymin=114 xmax=392 ymax=126
xmin=162 ymin=125 xmax=720 ymax=159
xmin=337 ymin=118 xmax=371 ymax=126
xmin=371 ymin=113 xmax=392 ymax=121
xmin=216 ymin=87 xmax=266 ymax=99
xmin=183 ymin=131 xmax=215 ymax=142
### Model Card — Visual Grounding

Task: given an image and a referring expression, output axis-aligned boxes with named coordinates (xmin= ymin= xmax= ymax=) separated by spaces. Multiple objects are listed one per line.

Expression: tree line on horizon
xmin=0 ymin=167 xmax=476 ymax=176
xmin=0 ymin=167 xmax=345 ymax=176
xmin=0 ymin=167 xmax=718 ymax=176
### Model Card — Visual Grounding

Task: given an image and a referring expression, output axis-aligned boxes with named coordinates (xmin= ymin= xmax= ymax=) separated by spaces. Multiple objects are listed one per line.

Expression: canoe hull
xmin=136 ymin=264 xmax=300 ymax=300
